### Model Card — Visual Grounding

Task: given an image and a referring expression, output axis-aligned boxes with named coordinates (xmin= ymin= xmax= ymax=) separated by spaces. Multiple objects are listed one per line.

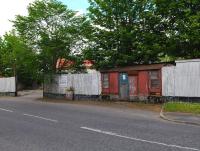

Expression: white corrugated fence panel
xmin=162 ymin=60 xmax=200 ymax=97
xmin=44 ymin=72 xmax=101 ymax=95
xmin=73 ymin=73 xmax=101 ymax=95
xmin=162 ymin=66 xmax=175 ymax=96
xmin=58 ymin=74 xmax=73 ymax=94
xmin=0 ymin=77 xmax=16 ymax=92
xmin=175 ymin=61 xmax=200 ymax=97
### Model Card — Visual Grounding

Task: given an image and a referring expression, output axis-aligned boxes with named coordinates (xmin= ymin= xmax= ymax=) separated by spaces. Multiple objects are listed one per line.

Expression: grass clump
xmin=164 ymin=102 xmax=200 ymax=114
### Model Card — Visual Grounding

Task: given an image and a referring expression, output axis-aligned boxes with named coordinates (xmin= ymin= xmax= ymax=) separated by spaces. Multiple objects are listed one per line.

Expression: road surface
xmin=0 ymin=91 xmax=199 ymax=151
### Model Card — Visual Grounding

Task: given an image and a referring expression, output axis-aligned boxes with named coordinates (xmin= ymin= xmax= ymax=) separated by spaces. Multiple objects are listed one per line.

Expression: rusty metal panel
xmin=101 ymin=63 xmax=167 ymax=72
xmin=138 ymin=71 xmax=149 ymax=96
xmin=109 ymin=72 xmax=119 ymax=94
xmin=127 ymin=70 xmax=138 ymax=75
xmin=129 ymin=76 xmax=138 ymax=96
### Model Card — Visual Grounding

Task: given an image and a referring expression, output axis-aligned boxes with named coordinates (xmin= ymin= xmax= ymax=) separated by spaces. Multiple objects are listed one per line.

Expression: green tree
xmin=155 ymin=0 xmax=200 ymax=59
xmin=0 ymin=37 xmax=3 ymax=73
xmin=0 ymin=32 xmax=41 ymax=86
xmin=86 ymin=0 xmax=162 ymax=69
xmin=13 ymin=0 xmax=89 ymax=73
xmin=86 ymin=0 xmax=200 ymax=69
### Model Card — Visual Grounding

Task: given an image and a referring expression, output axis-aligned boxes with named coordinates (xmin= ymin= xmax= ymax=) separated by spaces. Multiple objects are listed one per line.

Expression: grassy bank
xmin=164 ymin=102 xmax=200 ymax=114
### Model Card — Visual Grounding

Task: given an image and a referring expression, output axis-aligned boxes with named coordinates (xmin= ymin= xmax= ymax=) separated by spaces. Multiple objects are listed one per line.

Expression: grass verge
xmin=164 ymin=102 xmax=200 ymax=114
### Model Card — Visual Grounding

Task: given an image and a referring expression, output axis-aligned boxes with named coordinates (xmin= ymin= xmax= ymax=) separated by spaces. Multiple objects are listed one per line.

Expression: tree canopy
xmin=155 ymin=0 xmax=200 ymax=59
xmin=0 ymin=31 xmax=41 ymax=86
xmin=85 ymin=0 xmax=200 ymax=69
xmin=1 ymin=0 xmax=199 ymax=87
xmin=13 ymin=0 xmax=89 ymax=73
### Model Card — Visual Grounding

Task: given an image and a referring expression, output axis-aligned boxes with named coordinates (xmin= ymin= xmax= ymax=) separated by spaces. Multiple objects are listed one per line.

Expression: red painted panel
xmin=102 ymin=88 xmax=109 ymax=94
xmin=109 ymin=72 xmax=119 ymax=94
xmin=129 ymin=76 xmax=138 ymax=96
xmin=138 ymin=71 xmax=149 ymax=96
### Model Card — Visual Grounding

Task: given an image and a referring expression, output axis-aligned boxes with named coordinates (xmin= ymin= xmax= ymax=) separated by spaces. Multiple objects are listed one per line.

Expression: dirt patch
xmin=37 ymin=98 xmax=162 ymax=112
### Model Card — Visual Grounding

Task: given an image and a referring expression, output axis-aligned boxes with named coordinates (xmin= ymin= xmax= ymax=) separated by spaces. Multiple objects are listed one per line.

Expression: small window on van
xmin=102 ymin=73 xmax=109 ymax=89
xmin=149 ymin=70 xmax=160 ymax=88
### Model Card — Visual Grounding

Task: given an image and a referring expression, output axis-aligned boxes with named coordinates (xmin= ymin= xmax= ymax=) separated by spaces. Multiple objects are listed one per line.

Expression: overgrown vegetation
xmin=0 ymin=0 xmax=199 ymax=87
xmin=13 ymin=0 xmax=89 ymax=74
xmin=164 ymin=102 xmax=200 ymax=114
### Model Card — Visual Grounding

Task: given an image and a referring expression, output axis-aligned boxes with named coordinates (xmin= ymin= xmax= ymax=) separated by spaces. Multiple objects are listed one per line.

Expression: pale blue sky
xmin=0 ymin=0 xmax=90 ymax=36
xmin=60 ymin=0 xmax=89 ymax=12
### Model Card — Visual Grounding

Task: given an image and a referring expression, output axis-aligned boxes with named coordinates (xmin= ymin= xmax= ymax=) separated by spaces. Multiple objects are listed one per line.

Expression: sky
xmin=0 ymin=0 xmax=89 ymax=36
xmin=60 ymin=0 xmax=89 ymax=13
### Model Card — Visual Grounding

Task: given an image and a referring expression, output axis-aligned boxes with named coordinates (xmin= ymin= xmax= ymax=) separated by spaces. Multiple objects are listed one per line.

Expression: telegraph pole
xmin=13 ymin=59 xmax=17 ymax=96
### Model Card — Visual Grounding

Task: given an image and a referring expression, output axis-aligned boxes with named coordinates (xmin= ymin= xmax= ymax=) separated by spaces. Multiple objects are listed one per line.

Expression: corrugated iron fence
xmin=0 ymin=77 xmax=16 ymax=93
xmin=162 ymin=61 xmax=200 ymax=98
xmin=44 ymin=73 xmax=101 ymax=96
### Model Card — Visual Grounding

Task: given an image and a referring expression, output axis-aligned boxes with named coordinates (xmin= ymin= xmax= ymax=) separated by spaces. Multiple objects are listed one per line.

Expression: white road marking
xmin=81 ymin=127 xmax=200 ymax=151
xmin=23 ymin=114 xmax=58 ymax=123
xmin=0 ymin=107 xmax=13 ymax=113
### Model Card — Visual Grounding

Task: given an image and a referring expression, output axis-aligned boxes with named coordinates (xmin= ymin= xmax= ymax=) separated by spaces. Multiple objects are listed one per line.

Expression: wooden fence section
xmin=44 ymin=73 xmax=101 ymax=96
xmin=162 ymin=59 xmax=200 ymax=97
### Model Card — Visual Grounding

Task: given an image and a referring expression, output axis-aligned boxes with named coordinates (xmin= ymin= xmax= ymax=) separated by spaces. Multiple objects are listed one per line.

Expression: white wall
xmin=0 ymin=77 xmax=16 ymax=92
xmin=162 ymin=66 xmax=175 ymax=96
xmin=44 ymin=72 xmax=101 ymax=95
xmin=162 ymin=59 xmax=200 ymax=97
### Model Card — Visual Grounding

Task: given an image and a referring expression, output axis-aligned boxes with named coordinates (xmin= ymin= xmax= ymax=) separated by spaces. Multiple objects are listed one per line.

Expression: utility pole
xmin=13 ymin=59 xmax=17 ymax=96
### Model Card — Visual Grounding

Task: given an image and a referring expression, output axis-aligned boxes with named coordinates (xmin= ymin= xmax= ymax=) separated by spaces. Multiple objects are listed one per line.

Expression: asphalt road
xmin=0 ymin=92 xmax=199 ymax=151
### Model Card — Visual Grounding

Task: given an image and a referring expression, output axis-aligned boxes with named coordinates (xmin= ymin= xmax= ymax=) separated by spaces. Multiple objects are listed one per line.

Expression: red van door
xmin=138 ymin=71 xmax=149 ymax=97
xmin=109 ymin=72 xmax=119 ymax=94
xmin=129 ymin=76 xmax=138 ymax=96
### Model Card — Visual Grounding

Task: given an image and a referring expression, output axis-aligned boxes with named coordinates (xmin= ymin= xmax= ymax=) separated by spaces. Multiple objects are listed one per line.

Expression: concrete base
xmin=74 ymin=95 xmax=100 ymax=100
xmin=164 ymin=96 xmax=200 ymax=103
xmin=129 ymin=96 xmax=139 ymax=101
xmin=110 ymin=94 xmax=120 ymax=100
xmin=43 ymin=92 xmax=65 ymax=99
xmin=102 ymin=94 xmax=147 ymax=102
xmin=0 ymin=92 xmax=16 ymax=97
xmin=43 ymin=92 xmax=100 ymax=100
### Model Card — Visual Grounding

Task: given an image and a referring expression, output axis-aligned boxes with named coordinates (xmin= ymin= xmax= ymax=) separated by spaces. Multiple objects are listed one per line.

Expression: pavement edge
xmin=160 ymin=105 xmax=200 ymax=126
